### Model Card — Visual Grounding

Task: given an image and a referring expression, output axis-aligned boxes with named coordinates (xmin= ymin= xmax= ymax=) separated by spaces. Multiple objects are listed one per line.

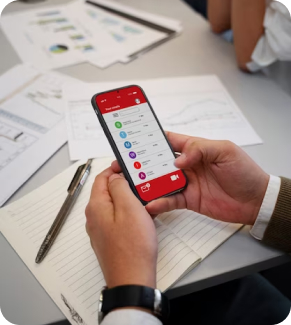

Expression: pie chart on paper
xmin=49 ymin=44 xmax=68 ymax=54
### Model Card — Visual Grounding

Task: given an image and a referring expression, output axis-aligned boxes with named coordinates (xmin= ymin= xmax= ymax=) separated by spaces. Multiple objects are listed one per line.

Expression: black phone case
xmin=91 ymin=85 xmax=188 ymax=205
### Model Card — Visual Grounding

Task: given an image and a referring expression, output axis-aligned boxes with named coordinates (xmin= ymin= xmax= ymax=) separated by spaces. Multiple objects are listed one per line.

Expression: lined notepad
xmin=0 ymin=158 xmax=242 ymax=325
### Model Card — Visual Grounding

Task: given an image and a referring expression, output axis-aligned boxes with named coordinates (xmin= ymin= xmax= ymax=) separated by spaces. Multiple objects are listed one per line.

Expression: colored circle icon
xmin=124 ymin=141 xmax=132 ymax=149
xmin=115 ymin=121 xmax=122 ymax=129
xmin=134 ymin=162 xmax=141 ymax=169
xmin=129 ymin=152 xmax=136 ymax=159
xmin=119 ymin=131 xmax=127 ymax=139
xmin=139 ymin=172 xmax=146 ymax=180
xmin=49 ymin=44 xmax=68 ymax=54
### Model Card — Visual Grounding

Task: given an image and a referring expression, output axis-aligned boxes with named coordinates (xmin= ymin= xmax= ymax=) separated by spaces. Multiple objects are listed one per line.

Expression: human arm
xmin=231 ymin=0 xmax=266 ymax=71
xmin=207 ymin=0 xmax=232 ymax=33
xmin=85 ymin=168 xmax=161 ymax=324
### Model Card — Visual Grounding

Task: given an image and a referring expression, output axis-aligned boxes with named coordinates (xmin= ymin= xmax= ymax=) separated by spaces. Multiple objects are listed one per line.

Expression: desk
xmin=1 ymin=0 xmax=291 ymax=324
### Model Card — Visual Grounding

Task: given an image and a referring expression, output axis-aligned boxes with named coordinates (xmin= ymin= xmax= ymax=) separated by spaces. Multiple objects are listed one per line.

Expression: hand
xmin=112 ymin=132 xmax=269 ymax=226
xmin=85 ymin=167 xmax=157 ymax=289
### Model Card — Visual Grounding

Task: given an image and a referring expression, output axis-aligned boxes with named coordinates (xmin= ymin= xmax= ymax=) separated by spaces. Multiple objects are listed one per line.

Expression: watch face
xmin=98 ymin=287 xmax=106 ymax=323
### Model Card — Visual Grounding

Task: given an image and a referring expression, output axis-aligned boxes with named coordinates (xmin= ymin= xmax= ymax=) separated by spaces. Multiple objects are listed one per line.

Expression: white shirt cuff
xmin=102 ymin=309 xmax=162 ymax=325
xmin=250 ymin=175 xmax=281 ymax=240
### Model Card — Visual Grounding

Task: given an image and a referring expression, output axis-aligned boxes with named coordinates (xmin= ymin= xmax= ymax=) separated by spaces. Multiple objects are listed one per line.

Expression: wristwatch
xmin=98 ymin=285 xmax=170 ymax=323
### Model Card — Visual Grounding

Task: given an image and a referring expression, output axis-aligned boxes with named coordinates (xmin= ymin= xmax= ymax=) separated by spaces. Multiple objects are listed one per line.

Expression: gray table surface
xmin=1 ymin=0 xmax=291 ymax=324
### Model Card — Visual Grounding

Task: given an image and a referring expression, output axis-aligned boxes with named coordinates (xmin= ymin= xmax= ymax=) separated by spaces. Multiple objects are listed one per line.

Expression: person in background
xmin=85 ymin=132 xmax=291 ymax=325
xmin=187 ymin=0 xmax=291 ymax=72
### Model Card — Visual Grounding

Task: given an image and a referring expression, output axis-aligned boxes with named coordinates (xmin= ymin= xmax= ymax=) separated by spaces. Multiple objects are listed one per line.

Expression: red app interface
xmin=96 ymin=86 xmax=186 ymax=202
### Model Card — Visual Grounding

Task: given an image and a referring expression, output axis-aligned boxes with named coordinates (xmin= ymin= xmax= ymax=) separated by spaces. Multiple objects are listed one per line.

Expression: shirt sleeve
xmin=246 ymin=1 xmax=291 ymax=72
xmin=102 ymin=309 xmax=162 ymax=325
xmin=250 ymin=175 xmax=281 ymax=240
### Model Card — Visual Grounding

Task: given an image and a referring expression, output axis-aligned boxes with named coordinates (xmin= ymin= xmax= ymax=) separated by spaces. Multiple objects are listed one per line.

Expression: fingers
xmin=111 ymin=160 xmax=122 ymax=173
xmin=166 ymin=131 xmax=192 ymax=153
xmin=86 ymin=167 xmax=116 ymax=228
xmin=89 ymin=167 xmax=115 ymax=209
xmin=174 ymin=138 xmax=235 ymax=169
xmin=108 ymin=174 xmax=141 ymax=211
xmin=146 ymin=193 xmax=187 ymax=215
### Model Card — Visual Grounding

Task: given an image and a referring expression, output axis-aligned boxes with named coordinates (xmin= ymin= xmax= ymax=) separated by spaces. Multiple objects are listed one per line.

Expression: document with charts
xmin=64 ymin=76 xmax=262 ymax=161
xmin=0 ymin=2 xmax=118 ymax=70
xmin=0 ymin=64 xmax=78 ymax=206
xmin=1 ymin=0 xmax=182 ymax=70
xmin=0 ymin=157 xmax=242 ymax=325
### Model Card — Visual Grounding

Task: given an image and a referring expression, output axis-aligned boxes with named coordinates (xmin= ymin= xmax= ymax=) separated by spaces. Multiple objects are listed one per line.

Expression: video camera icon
xmin=141 ymin=183 xmax=150 ymax=193
xmin=170 ymin=174 xmax=179 ymax=181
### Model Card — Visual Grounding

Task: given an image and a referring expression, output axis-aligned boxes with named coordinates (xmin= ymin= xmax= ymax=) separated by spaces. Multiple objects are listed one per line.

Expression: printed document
xmin=1 ymin=0 xmax=182 ymax=70
xmin=0 ymin=64 xmax=78 ymax=206
xmin=0 ymin=2 xmax=118 ymax=70
xmin=64 ymin=76 xmax=262 ymax=160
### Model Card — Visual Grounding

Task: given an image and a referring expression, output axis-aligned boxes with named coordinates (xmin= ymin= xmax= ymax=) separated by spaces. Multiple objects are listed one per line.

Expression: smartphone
xmin=91 ymin=85 xmax=187 ymax=205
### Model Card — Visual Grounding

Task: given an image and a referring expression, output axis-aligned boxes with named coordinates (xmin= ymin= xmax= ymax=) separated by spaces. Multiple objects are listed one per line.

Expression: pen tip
xmin=35 ymin=256 xmax=41 ymax=264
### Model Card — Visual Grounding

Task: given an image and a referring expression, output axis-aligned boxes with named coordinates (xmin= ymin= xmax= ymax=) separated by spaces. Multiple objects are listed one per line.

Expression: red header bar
xmin=96 ymin=85 xmax=147 ymax=114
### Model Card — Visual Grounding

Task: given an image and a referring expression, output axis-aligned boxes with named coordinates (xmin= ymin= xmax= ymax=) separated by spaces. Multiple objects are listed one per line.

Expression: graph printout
xmin=1 ymin=1 xmax=181 ymax=70
xmin=0 ymin=64 xmax=78 ymax=206
xmin=0 ymin=2 xmax=119 ymax=69
xmin=64 ymin=76 xmax=262 ymax=161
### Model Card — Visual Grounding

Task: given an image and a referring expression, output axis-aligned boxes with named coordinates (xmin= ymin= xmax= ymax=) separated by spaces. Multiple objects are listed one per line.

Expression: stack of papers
xmin=63 ymin=76 xmax=263 ymax=161
xmin=1 ymin=0 xmax=182 ymax=70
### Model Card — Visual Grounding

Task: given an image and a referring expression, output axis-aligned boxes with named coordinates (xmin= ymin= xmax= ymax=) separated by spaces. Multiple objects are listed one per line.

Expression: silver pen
xmin=35 ymin=159 xmax=93 ymax=264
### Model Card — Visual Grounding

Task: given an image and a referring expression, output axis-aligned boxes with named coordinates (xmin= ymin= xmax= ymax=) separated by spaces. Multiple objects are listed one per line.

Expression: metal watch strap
xmin=101 ymin=285 xmax=169 ymax=321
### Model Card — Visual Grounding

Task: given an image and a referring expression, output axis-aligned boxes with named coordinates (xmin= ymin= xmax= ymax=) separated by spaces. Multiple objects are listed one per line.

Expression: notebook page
xmin=158 ymin=210 xmax=243 ymax=259
xmin=0 ymin=158 xmax=199 ymax=325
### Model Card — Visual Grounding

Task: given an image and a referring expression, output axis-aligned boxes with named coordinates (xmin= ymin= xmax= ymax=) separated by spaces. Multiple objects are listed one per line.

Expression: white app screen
xmin=103 ymin=102 xmax=179 ymax=185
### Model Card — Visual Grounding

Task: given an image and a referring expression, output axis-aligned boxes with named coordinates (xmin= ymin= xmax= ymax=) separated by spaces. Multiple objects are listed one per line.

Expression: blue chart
xmin=110 ymin=32 xmax=125 ymax=42
xmin=50 ymin=44 xmax=69 ymax=54
xmin=123 ymin=25 xmax=142 ymax=34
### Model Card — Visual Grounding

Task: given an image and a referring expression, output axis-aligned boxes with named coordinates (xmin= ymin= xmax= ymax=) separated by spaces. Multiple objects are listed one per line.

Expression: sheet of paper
xmin=0 ymin=64 xmax=80 ymax=206
xmin=86 ymin=0 xmax=183 ymax=31
xmin=82 ymin=0 xmax=182 ymax=66
xmin=64 ymin=76 xmax=262 ymax=161
xmin=63 ymin=84 xmax=113 ymax=161
xmin=79 ymin=1 xmax=172 ymax=64
xmin=0 ymin=158 xmax=200 ymax=325
xmin=158 ymin=210 xmax=242 ymax=260
xmin=0 ymin=2 xmax=120 ymax=70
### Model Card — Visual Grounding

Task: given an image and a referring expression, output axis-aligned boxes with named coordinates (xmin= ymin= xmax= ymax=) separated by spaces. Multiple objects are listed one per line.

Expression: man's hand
xmin=112 ymin=132 xmax=269 ymax=226
xmin=85 ymin=167 xmax=157 ymax=289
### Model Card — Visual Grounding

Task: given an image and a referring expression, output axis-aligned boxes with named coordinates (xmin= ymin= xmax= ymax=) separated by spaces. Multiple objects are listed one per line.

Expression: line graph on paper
xmin=152 ymin=91 xmax=245 ymax=136
xmin=0 ymin=121 xmax=37 ymax=171
xmin=68 ymin=100 xmax=104 ymax=141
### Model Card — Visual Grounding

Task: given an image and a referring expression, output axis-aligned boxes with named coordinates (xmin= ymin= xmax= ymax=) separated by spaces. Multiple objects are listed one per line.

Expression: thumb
xmin=174 ymin=139 xmax=204 ymax=169
xmin=108 ymin=174 xmax=141 ymax=209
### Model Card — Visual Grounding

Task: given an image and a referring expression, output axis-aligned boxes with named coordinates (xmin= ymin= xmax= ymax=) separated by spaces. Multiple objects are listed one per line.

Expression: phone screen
xmin=95 ymin=85 xmax=187 ymax=202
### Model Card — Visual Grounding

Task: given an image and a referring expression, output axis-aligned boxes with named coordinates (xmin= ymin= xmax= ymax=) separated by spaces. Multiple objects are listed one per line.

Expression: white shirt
xmin=247 ymin=1 xmax=291 ymax=72
xmin=102 ymin=175 xmax=281 ymax=325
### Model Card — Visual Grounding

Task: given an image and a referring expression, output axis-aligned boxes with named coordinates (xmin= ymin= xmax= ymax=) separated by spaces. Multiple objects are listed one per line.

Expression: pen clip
xmin=67 ymin=159 xmax=92 ymax=194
